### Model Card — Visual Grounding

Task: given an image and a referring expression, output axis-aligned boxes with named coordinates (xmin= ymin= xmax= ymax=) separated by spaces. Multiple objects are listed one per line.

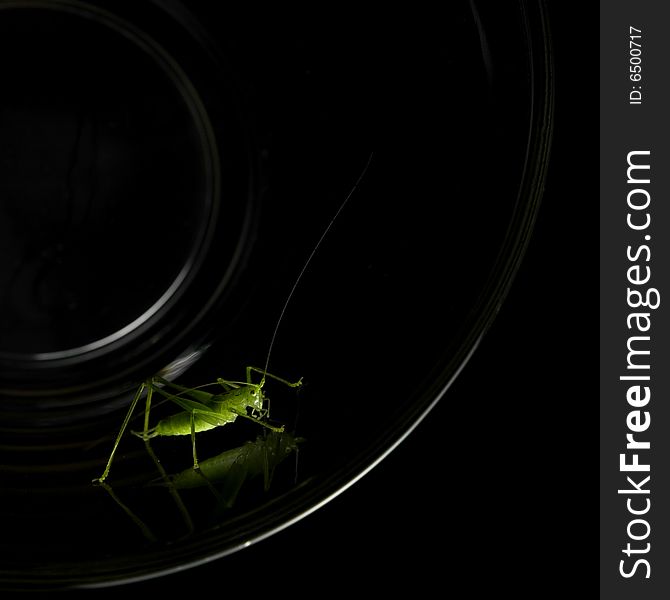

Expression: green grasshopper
xmin=92 ymin=366 xmax=302 ymax=541
xmin=93 ymin=367 xmax=301 ymax=484
xmin=92 ymin=153 xmax=373 ymax=538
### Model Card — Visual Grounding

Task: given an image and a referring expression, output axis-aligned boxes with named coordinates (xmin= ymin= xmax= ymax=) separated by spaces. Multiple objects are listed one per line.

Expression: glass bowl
xmin=0 ymin=0 xmax=553 ymax=590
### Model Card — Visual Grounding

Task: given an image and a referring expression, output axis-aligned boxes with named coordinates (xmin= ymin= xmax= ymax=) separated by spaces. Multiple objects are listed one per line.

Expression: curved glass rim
xmin=0 ymin=0 xmax=554 ymax=590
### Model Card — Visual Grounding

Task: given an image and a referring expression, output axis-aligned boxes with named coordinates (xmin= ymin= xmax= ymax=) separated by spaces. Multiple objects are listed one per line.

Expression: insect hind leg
xmin=93 ymin=382 xmax=146 ymax=484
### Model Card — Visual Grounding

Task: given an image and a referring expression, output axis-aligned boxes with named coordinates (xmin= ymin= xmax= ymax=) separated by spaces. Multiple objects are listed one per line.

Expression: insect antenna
xmin=260 ymin=152 xmax=374 ymax=383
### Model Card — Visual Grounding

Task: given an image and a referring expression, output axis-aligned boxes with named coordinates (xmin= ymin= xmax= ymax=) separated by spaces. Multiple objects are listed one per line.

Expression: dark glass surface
xmin=0 ymin=0 xmax=554 ymax=590
xmin=0 ymin=6 xmax=213 ymax=357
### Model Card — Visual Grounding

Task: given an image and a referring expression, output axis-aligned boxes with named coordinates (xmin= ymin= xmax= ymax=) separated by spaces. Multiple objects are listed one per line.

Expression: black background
xmin=80 ymin=2 xmax=596 ymax=596
xmin=10 ymin=3 xmax=591 ymax=597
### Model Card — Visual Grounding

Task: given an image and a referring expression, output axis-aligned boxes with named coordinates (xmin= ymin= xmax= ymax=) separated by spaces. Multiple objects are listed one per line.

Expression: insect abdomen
xmin=154 ymin=410 xmax=236 ymax=436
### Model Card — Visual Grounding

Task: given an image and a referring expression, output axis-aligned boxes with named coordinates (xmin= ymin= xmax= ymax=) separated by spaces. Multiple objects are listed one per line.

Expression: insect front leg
xmin=246 ymin=366 xmax=303 ymax=388
xmin=231 ymin=408 xmax=285 ymax=432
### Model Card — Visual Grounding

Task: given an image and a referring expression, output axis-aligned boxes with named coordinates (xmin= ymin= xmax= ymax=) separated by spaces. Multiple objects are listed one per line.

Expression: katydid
xmin=92 ymin=153 xmax=373 ymax=523
xmin=93 ymin=368 xmax=301 ymax=484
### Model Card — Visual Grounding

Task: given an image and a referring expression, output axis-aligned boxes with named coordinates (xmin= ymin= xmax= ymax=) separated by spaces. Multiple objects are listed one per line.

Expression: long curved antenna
xmin=261 ymin=152 xmax=374 ymax=378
